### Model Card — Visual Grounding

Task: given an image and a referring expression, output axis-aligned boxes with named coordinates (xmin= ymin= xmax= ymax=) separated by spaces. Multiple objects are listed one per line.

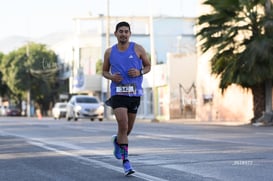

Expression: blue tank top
xmin=110 ymin=42 xmax=143 ymax=97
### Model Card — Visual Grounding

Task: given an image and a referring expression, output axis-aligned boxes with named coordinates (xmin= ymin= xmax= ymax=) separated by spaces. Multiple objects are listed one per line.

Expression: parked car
xmin=52 ymin=102 xmax=67 ymax=119
xmin=66 ymin=95 xmax=104 ymax=121
xmin=6 ymin=106 xmax=21 ymax=116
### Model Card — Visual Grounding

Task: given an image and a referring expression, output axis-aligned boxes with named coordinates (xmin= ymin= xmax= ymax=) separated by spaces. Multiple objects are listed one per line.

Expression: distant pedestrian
xmin=102 ymin=21 xmax=151 ymax=176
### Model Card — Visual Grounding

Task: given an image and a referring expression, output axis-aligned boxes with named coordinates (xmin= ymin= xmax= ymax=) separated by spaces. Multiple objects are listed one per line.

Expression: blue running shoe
xmin=111 ymin=135 xmax=121 ymax=159
xmin=123 ymin=160 xmax=135 ymax=176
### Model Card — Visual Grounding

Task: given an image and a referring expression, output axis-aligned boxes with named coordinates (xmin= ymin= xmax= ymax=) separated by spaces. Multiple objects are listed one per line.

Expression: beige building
xmin=165 ymin=52 xmax=198 ymax=119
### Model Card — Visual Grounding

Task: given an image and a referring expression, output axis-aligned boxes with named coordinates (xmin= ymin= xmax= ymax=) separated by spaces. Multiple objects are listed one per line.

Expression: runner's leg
xmin=114 ymin=107 xmax=128 ymax=144
xmin=127 ymin=113 xmax=136 ymax=135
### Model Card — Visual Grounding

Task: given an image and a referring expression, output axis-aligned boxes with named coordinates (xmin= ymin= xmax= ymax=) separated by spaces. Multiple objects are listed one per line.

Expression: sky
xmin=0 ymin=0 xmax=198 ymax=40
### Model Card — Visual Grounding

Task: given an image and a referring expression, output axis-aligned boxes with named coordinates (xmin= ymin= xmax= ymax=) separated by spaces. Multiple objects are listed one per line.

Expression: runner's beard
xmin=119 ymin=37 xmax=127 ymax=44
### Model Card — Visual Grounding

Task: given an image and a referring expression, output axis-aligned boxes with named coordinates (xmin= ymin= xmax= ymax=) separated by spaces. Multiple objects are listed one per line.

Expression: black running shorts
xmin=110 ymin=95 xmax=141 ymax=114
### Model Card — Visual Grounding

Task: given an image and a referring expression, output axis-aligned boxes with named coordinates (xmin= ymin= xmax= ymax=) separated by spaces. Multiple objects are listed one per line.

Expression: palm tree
xmin=196 ymin=0 xmax=273 ymax=123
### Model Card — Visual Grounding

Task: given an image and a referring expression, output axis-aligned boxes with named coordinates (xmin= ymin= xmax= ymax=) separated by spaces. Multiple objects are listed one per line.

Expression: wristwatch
xmin=140 ymin=69 xmax=144 ymax=75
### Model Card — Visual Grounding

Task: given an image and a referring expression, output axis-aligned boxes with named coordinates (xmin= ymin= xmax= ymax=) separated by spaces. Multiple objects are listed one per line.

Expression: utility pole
xmin=106 ymin=0 xmax=110 ymax=48
xmin=26 ymin=43 xmax=31 ymax=117
xmin=149 ymin=15 xmax=158 ymax=122
xmin=105 ymin=0 xmax=111 ymax=119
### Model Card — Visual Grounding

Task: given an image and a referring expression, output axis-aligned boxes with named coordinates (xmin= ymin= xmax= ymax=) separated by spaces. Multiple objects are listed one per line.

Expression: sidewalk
xmin=136 ymin=118 xmax=251 ymax=126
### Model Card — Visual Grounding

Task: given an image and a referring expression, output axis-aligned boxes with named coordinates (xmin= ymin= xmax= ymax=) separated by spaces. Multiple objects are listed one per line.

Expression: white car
xmin=66 ymin=95 xmax=104 ymax=121
xmin=52 ymin=102 xmax=67 ymax=119
xmin=0 ymin=105 xmax=7 ymax=116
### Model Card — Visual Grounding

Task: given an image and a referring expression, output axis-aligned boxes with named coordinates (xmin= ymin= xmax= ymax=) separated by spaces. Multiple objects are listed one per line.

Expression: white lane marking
xmin=135 ymin=131 xmax=271 ymax=147
xmin=0 ymin=131 xmax=168 ymax=181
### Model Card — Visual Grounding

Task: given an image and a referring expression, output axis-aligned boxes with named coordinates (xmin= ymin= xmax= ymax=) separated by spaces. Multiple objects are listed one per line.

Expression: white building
xmin=50 ymin=15 xmax=197 ymax=120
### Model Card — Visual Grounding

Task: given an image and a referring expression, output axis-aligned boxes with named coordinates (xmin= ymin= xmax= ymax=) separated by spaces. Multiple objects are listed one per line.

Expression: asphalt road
xmin=0 ymin=117 xmax=272 ymax=181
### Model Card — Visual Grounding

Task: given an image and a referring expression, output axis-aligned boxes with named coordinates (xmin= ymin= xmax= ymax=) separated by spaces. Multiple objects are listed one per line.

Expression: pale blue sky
xmin=0 ymin=0 xmax=198 ymax=40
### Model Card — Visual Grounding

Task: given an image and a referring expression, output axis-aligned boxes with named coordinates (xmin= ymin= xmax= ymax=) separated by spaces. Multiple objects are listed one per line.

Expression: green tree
xmin=1 ymin=42 xmax=60 ymax=114
xmin=0 ymin=52 xmax=11 ymax=98
xmin=196 ymin=0 xmax=273 ymax=123
xmin=96 ymin=59 xmax=102 ymax=74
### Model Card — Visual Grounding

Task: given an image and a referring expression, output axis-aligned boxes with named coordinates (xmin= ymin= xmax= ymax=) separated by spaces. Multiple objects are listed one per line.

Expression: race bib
xmin=116 ymin=84 xmax=136 ymax=94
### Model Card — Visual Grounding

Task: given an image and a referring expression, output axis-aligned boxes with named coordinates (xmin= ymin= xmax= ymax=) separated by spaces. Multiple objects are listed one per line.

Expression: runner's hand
xmin=112 ymin=73 xmax=123 ymax=83
xmin=128 ymin=68 xmax=140 ymax=77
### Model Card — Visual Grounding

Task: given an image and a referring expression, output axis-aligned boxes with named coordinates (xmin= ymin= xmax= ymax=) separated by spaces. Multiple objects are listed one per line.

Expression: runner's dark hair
xmin=115 ymin=21 xmax=131 ymax=32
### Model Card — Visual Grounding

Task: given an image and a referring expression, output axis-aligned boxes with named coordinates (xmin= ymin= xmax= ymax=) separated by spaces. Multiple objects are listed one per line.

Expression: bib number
xmin=116 ymin=84 xmax=136 ymax=94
